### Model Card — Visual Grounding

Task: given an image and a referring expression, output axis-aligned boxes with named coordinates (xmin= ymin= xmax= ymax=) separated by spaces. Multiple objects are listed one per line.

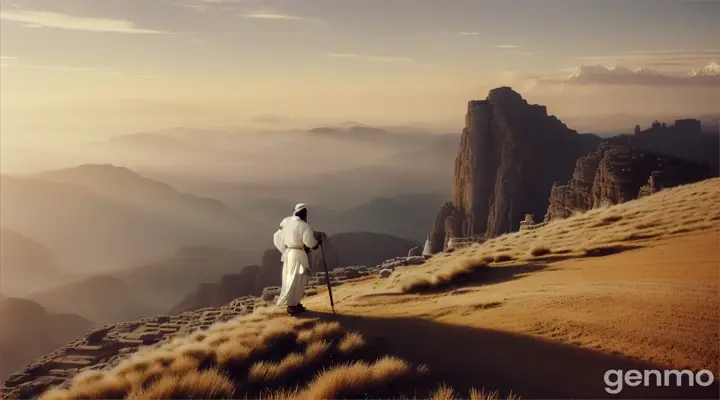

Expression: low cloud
xmin=0 ymin=9 xmax=170 ymax=34
xmin=241 ymin=10 xmax=324 ymax=25
xmin=458 ymin=32 xmax=481 ymax=35
xmin=163 ymin=1 xmax=208 ymax=12
xmin=164 ymin=0 xmax=247 ymax=11
xmin=494 ymin=45 xmax=520 ymax=49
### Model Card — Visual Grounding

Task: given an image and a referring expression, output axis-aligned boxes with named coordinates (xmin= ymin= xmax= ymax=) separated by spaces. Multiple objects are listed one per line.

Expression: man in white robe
xmin=275 ymin=203 xmax=322 ymax=315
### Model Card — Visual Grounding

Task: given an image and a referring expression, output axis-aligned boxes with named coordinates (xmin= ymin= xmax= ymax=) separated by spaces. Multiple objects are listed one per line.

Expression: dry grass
xmin=39 ymin=306 xmax=456 ymax=400
xmin=126 ymin=369 xmax=235 ymax=400
xmin=402 ymin=258 xmax=489 ymax=293
xmin=529 ymin=247 xmax=552 ymax=257
xmin=338 ymin=332 xmax=366 ymax=354
xmin=266 ymin=356 xmax=426 ymax=399
xmin=494 ymin=254 xmax=514 ymax=263
xmin=394 ymin=178 xmax=720 ymax=293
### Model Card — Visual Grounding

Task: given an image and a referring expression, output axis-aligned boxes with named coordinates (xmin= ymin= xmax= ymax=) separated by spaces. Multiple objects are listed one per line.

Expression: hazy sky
xmin=1 ymin=0 xmax=719 ymax=144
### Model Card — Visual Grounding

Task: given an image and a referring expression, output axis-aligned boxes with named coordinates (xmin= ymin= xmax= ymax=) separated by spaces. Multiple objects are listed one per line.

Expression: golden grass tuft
xmin=305 ymin=340 xmax=331 ymax=361
xmin=338 ymin=332 xmax=366 ymax=354
xmin=431 ymin=384 xmax=457 ymax=400
xmin=65 ymin=373 xmax=132 ymax=400
xmin=296 ymin=321 xmax=346 ymax=344
xmin=402 ymin=258 xmax=489 ymax=294
xmin=72 ymin=370 xmax=105 ymax=385
xmin=494 ymin=254 xmax=514 ymax=263
xmin=529 ymin=246 xmax=552 ymax=257
xmin=126 ymin=369 xmax=235 ymax=400
xmin=299 ymin=356 xmax=419 ymax=399
xmin=214 ymin=341 xmax=253 ymax=365
xmin=176 ymin=342 xmax=213 ymax=361
xmin=248 ymin=353 xmax=307 ymax=383
xmin=168 ymin=355 xmax=201 ymax=374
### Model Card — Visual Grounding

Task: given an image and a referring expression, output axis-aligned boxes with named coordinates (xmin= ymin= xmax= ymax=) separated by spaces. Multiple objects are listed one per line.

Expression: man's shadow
xmin=298 ymin=311 xmax=718 ymax=399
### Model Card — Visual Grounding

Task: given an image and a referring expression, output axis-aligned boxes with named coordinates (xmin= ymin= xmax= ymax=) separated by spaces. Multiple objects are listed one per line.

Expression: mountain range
xmin=0 ymin=166 xmax=264 ymax=273
xmin=566 ymin=62 xmax=720 ymax=85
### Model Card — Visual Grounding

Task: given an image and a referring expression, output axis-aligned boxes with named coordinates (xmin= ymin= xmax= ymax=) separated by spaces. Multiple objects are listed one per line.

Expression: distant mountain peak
xmin=690 ymin=62 xmax=720 ymax=77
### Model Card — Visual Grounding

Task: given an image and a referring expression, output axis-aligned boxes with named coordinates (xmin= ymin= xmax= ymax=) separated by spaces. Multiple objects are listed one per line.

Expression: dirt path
xmin=303 ymin=230 xmax=720 ymax=399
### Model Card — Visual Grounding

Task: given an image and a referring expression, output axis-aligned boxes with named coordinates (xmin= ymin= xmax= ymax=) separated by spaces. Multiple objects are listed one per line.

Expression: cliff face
xmin=546 ymin=141 xmax=718 ymax=220
xmin=432 ymin=87 xmax=600 ymax=249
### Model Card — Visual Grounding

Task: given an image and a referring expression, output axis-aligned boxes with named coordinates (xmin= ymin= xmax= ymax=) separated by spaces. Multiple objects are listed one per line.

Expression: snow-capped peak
xmin=634 ymin=67 xmax=661 ymax=76
xmin=568 ymin=64 xmax=633 ymax=79
xmin=689 ymin=62 xmax=720 ymax=77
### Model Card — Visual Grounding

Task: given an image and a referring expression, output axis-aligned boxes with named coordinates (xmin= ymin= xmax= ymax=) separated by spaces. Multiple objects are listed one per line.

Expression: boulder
xmin=407 ymin=247 xmax=423 ymax=257
xmin=405 ymin=257 xmax=426 ymax=266
xmin=378 ymin=269 xmax=393 ymax=279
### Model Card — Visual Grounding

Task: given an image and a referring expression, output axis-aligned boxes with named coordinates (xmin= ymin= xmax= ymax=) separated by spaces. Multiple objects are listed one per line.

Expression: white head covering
xmin=293 ymin=203 xmax=307 ymax=215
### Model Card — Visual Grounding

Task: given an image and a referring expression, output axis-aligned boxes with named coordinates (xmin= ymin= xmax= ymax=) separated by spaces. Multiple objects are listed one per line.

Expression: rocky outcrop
xmin=545 ymin=141 xmax=718 ymax=220
xmin=631 ymin=119 xmax=719 ymax=169
xmin=430 ymin=87 xmax=600 ymax=250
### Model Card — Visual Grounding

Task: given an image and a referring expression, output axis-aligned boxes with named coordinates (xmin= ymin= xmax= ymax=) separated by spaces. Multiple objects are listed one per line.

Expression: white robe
xmin=273 ymin=217 xmax=293 ymax=262
xmin=275 ymin=216 xmax=318 ymax=307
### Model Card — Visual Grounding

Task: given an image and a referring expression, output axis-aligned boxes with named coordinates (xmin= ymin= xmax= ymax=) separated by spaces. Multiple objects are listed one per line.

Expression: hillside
xmin=0 ymin=229 xmax=64 ymax=296
xmin=0 ymin=297 xmax=94 ymax=382
xmin=0 ymin=171 xmax=264 ymax=272
xmin=28 ymin=275 xmax=163 ymax=325
xmin=113 ymin=247 xmax=253 ymax=311
xmin=0 ymin=175 xmax=179 ymax=271
xmin=4 ymin=179 xmax=718 ymax=399
xmin=37 ymin=164 xmax=262 ymax=236
xmin=328 ymin=193 xmax=447 ymax=242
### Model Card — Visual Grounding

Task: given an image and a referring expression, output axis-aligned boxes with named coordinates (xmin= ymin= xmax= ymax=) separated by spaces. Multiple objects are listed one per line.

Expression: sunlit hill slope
xmin=15 ymin=178 xmax=718 ymax=400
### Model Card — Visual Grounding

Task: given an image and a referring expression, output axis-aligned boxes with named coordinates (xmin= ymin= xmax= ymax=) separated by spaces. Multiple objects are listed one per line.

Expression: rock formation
xmin=430 ymin=87 xmax=600 ymax=250
xmin=545 ymin=141 xmax=718 ymax=220
xmin=630 ymin=119 xmax=719 ymax=169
